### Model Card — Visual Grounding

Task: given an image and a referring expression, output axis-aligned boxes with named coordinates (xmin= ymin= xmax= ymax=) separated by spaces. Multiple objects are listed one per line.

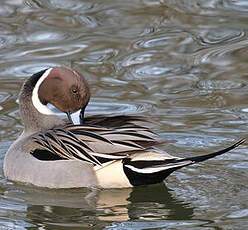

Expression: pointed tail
xmin=177 ymin=138 xmax=246 ymax=164
xmin=123 ymin=139 xmax=245 ymax=186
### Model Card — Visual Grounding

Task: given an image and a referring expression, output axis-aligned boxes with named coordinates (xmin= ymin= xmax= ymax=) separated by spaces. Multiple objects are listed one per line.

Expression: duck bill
xmin=66 ymin=112 xmax=73 ymax=124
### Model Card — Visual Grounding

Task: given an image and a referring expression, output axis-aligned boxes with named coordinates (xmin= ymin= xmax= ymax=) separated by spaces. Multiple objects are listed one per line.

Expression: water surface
xmin=0 ymin=0 xmax=248 ymax=229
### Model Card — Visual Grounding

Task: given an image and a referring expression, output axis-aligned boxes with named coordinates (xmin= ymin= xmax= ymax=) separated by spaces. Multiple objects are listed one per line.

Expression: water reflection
xmin=127 ymin=184 xmax=193 ymax=221
xmin=2 ymin=183 xmax=194 ymax=229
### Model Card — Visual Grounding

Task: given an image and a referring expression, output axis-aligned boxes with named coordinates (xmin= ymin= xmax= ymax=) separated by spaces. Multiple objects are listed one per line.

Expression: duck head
xmin=34 ymin=67 xmax=90 ymax=123
xmin=19 ymin=67 xmax=90 ymax=131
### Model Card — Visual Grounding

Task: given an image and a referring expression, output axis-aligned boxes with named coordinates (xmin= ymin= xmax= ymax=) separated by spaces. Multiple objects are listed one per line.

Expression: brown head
xmin=31 ymin=67 xmax=90 ymax=123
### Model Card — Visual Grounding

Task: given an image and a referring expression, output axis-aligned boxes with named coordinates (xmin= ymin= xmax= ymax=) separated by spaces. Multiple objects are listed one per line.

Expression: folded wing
xmin=31 ymin=115 xmax=159 ymax=165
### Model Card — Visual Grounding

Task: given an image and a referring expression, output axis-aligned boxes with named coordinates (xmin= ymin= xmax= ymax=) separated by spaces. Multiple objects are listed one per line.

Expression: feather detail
xmin=122 ymin=139 xmax=245 ymax=186
xmin=32 ymin=115 xmax=157 ymax=165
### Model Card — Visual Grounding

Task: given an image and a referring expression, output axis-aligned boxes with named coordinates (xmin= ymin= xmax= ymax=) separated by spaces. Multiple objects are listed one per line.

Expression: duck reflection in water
xmin=4 ymin=183 xmax=193 ymax=227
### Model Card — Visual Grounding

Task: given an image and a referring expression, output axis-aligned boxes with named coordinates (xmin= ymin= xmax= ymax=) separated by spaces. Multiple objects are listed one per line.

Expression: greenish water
xmin=0 ymin=0 xmax=248 ymax=229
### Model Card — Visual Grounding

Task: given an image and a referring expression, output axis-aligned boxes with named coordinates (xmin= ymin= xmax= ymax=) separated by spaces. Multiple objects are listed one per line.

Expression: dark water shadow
xmin=127 ymin=184 xmax=194 ymax=221
xmin=3 ymin=182 xmax=195 ymax=229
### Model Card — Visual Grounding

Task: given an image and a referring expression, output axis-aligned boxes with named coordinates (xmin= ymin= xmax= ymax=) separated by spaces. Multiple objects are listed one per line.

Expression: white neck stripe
xmin=32 ymin=68 xmax=57 ymax=115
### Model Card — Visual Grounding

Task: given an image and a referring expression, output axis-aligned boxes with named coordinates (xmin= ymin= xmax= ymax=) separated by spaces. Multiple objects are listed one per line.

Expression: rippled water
xmin=0 ymin=0 xmax=248 ymax=229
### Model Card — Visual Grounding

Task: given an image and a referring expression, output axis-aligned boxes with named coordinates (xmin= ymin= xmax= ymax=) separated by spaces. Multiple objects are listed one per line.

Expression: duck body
xmin=3 ymin=114 xmax=171 ymax=189
xmin=3 ymin=67 xmax=244 ymax=189
xmin=4 ymin=133 xmax=98 ymax=188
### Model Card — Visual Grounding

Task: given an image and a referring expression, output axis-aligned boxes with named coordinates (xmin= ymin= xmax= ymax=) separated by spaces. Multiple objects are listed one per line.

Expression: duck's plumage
xmin=31 ymin=115 xmax=158 ymax=165
xmin=3 ymin=67 xmax=245 ymax=188
xmin=30 ymin=114 xmax=245 ymax=188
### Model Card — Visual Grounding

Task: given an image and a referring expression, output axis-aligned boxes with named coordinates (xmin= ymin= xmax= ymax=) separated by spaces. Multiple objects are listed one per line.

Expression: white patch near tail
xmin=125 ymin=161 xmax=192 ymax=174
xmin=95 ymin=160 xmax=132 ymax=188
xmin=32 ymin=68 xmax=57 ymax=115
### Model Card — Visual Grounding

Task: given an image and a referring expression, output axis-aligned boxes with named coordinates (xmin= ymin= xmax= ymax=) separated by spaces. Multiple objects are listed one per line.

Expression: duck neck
xmin=19 ymin=74 xmax=65 ymax=134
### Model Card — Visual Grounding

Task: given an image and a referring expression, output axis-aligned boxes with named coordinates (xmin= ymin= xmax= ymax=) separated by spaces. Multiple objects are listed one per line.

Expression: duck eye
xmin=72 ymin=88 xmax=78 ymax=94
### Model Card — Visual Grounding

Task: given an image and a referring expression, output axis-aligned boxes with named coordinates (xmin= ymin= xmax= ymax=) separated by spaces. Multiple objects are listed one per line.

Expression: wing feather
xmin=32 ymin=115 xmax=158 ymax=165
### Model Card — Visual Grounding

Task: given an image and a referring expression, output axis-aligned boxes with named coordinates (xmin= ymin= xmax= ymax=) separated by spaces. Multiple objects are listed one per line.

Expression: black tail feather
xmin=177 ymin=138 xmax=245 ymax=164
xmin=123 ymin=139 xmax=245 ymax=186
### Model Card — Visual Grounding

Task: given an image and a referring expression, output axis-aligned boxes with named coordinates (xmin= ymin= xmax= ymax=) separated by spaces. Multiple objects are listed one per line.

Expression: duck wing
xmin=84 ymin=115 xmax=163 ymax=148
xmin=84 ymin=115 xmax=150 ymax=127
xmin=31 ymin=116 xmax=159 ymax=165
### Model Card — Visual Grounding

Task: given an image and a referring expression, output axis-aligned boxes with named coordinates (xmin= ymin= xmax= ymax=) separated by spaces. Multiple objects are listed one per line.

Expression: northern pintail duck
xmin=3 ymin=67 xmax=245 ymax=188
